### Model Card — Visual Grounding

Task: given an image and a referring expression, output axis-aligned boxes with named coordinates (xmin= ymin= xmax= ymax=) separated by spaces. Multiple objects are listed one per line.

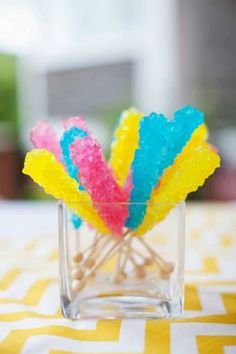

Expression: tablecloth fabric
xmin=0 ymin=201 xmax=235 ymax=354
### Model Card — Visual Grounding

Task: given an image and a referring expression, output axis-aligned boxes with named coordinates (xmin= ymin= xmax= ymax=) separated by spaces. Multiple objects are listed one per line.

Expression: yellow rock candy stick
xmin=22 ymin=149 xmax=110 ymax=235
xmin=135 ymin=142 xmax=220 ymax=235
xmin=191 ymin=122 xmax=208 ymax=141
xmin=159 ymin=123 xmax=208 ymax=191
xmin=109 ymin=107 xmax=143 ymax=186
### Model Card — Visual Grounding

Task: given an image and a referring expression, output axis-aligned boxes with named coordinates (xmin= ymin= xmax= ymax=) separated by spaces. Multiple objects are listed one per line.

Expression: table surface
xmin=0 ymin=201 xmax=235 ymax=354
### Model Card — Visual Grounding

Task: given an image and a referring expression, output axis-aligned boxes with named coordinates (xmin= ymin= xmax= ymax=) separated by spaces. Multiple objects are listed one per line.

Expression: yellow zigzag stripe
xmin=48 ymin=250 xmax=59 ymax=261
xmin=197 ymin=335 xmax=236 ymax=354
xmin=0 ymin=315 xmax=235 ymax=353
xmin=24 ymin=279 xmax=55 ymax=306
xmin=50 ymin=352 xmax=141 ymax=354
xmin=184 ymin=285 xmax=202 ymax=311
xmin=203 ymin=257 xmax=219 ymax=273
xmin=24 ymin=239 xmax=37 ymax=251
xmin=0 ymin=311 xmax=62 ymax=321
xmin=175 ymin=314 xmax=236 ymax=324
xmin=0 ymin=278 xmax=56 ymax=305
xmin=0 ymin=320 xmax=121 ymax=354
xmin=144 ymin=315 xmax=236 ymax=354
xmin=186 ymin=281 xmax=236 ymax=286
xmin=145 ymin=320 xmax=170 ymax=354
xmin=186 ymin=256 xmax=219 ymax=275
xmin=0 ymin=269 xmax=21 ymax=290
xmin=222 ymin=293 xmax=236 ymax=314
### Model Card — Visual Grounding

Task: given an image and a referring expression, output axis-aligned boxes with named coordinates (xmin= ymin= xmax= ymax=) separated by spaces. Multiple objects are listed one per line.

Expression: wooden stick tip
xmin=72 ymin=252 xmax=83 ymax=263
xmin=71 ymin=279 xmax=85 ymax=292
xmin=71 ymin=268 xmax=84 ymax=280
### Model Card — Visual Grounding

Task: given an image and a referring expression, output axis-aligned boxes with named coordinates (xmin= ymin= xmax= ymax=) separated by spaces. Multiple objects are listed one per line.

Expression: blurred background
xmin=0 ymin=0 xmax=235 ymax=201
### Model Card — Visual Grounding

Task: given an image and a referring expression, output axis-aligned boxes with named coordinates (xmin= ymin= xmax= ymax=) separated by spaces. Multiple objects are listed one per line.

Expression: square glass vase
xmin=58 ymin=201 xmax=185 ymax=320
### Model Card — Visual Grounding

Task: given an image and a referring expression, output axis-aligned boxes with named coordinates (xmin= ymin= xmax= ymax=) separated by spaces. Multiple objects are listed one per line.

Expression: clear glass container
xmin=58 ymin=201 xmax=185 ymax=320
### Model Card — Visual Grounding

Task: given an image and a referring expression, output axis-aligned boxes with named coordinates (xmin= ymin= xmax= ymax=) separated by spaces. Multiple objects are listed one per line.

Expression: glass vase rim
xmin=58 ymin=200 xmax=186 ymax=207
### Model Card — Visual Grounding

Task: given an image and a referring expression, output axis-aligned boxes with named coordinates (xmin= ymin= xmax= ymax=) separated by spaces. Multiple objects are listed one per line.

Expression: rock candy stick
xmin=159 ymin=123 xmax=208 ymax=191
xmin=70 ymin=137 xmax=129 ymax=236
xmin=126 ymin=105 xmax=204 ymax=230
xmin=71 ymin=213 xmax=83 ymax=229
xmin=60 ymin=127 xmax=88 ymax=183
xmin=135 ymin=142 xmax=220 ymax=236
xmin=109 ymin=108 xmax=143 ymax=186
xmin=22 ymin=149 xmax=110 ymax=235
xmin=30 ymin=121 xmax=61 ymax=161
xmin=63 ymin=116 xmax=89 ymax=133
xmin=31 ymin=121 xmax=83 ymax=228
xmin=61 ymin=119 xmax=90 ymax=221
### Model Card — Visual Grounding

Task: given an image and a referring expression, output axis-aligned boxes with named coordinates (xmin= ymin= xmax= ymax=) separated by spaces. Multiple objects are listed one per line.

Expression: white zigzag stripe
xmin=225 ymin=347 xmax=236 ymax=354
xmin=171 ymin=323 xmax=236 ymax=354
xmin=186 ymin=274 xmax=236 ymax=283
xmin=219 ymin=259 xmax=236 ymax=276
xmin=21 ymin=320 xmax=146 ymax=354
xmin=182 ymin=287 xmax=227 ymax=318
xmin=31 ymin=240 xmax=57 ymax=258
xmin=0 ymin=265 xmax=11 ymax=278
xmin=182 ymin=311 xmax=204 ymax=318
xmin=36 ymin=283 xmax=59 ymax=313
xmin=0 ymin=273 xmax=38 ymax=299
xmin=0 ymin=283 xmax=59 ymax=314
xmin=0 ymin=318 xmax=97 ymax=342
xmin=185 ymin=252 xmax=202 ymax=271
xmin=210 ymin=285 xmax=236 ymax=293
xmin=198 ymin=287 xmax=226 ymax=314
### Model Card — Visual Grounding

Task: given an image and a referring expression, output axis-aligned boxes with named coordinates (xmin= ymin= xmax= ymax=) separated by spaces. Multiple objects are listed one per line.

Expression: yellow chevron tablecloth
xmin=0 ymin=201 xmax=236 ymax=354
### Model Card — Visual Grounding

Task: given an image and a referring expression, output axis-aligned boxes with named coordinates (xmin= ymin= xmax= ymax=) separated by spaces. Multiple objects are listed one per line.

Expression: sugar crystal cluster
xmin=71 ymin=136 xmax=129 ymax=235
xmin=23 ymin=149 xmax=109 ymax=234
xmin=23 ymin=105 xmax=220 ymax=237
xmin=126 ymin=106 xmax=204 ymax=229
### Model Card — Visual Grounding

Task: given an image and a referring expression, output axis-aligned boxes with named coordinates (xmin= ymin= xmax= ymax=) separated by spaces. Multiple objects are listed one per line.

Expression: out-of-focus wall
xmin=178 ymin=0 xmax=236 ymax=199
xmin=0 ymin=53 xmax=21 ymax=198
xmin=0 ymin=0 xmax=235 ymax=200
xmin=178 ymin=0 xmax=236 ymax=129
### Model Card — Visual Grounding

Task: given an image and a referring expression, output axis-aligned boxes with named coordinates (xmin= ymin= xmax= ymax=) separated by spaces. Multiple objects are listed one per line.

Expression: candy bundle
xmin=23 ymin=106 xmax=220 ymax=290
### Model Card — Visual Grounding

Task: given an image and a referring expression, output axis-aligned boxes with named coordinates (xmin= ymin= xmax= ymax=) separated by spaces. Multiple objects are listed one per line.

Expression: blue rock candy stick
xmin=61 ymin=127 xmax=88 ymax=227
xmin=71 ymin=213 xmax=83 ymax=229
xmin=60 ymin=127 xmax=88 ymax=190
xmin=125 ymin=105 xmax=204 ymax=229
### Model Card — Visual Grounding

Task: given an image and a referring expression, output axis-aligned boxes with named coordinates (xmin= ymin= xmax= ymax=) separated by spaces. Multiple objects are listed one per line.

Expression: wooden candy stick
xmin=83 ymin=232 xmax=102 ymax=267
xmin=130 ymin=246 xmax=150 ymax=264
xmin=84 ymin=234 xmax=109 ymax=269
xmin=113 ymin=233 xmax=133 ymax=283
xmin=72 ymin=230 xmax=131 ymax=289
xmin=72 ymin=232 xmax=105 ymax=263
xmin=72 ymin=238 xmax=124 ymax=292
xmin=71 ymin=268 xmax=84 ymax=280
xmin=128 ymin=253 xmax=146 ymax=279
xmin=137 ymin=237 xmax=174 ymax=274
xmin=113 ymin=236 xmax=134 ymax=284
xmin=75 ymin=228 xmax=80 ymax=252
xmin=72 ymin=233 xmax=107 ymax=282
xmin=72 ymin=230 xmax=131 ymax=285
xmin=113 ymin=248 xmax=125 ymax=284
xmin=72 ymin=223 xmax=174 ymax=292
xmin=115 ymin=242 xmax=148 ymax=280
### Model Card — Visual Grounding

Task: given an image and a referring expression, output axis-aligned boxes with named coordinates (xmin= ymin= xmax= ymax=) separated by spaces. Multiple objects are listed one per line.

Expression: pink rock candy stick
xmin=63 ymin=116 xmax=89 ymax=133
xmin=70 ymin=136 xmax=129 ymax=236
xmin=30 ymin=121 xmax=61 ymax=162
